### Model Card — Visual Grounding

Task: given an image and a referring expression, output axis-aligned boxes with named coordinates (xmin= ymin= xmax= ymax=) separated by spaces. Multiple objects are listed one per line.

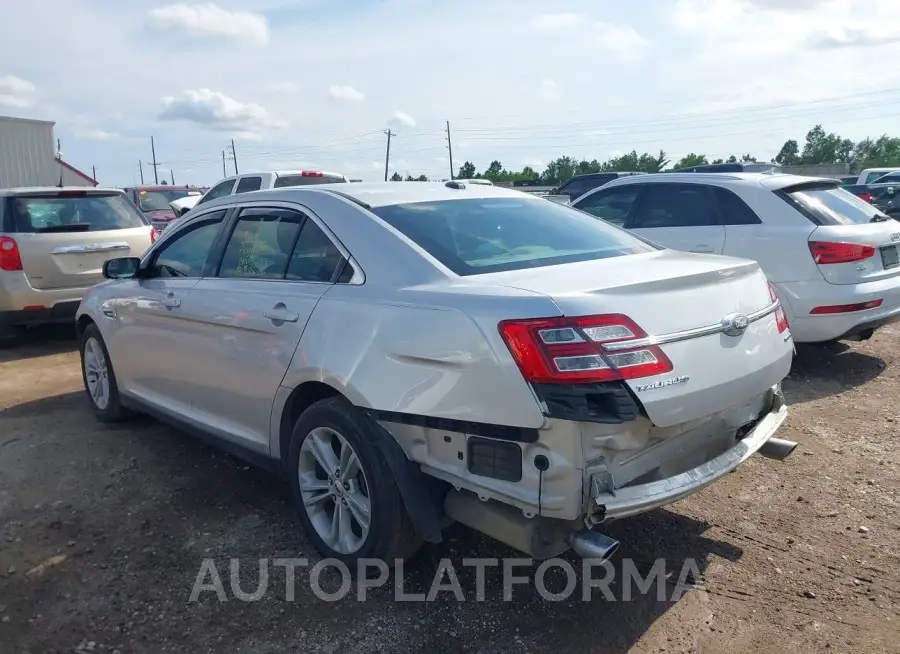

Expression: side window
xmin=151 ymin=212 xmax=226 ymax=278
xmin=866 ymin=172 xmax=890 ymax=184
xmin=218 ymin=208 xmax=303 ymax=279
xmin=574 ymin=186 xmax=639 ymax=227
xmin=197 ymin=180 xmax=235 ymax=205
xmin=631 ymin=184 xmax=717 ymax=228
xmin=286 ymin=218 xmax=345 ymax=283
xmin=560 ymin=179 xmax=587 ymax=198
xmin=235 ymin=176 xmax=263 ymax=194
xmin=714 ymin=187 xmax=762 ymax=225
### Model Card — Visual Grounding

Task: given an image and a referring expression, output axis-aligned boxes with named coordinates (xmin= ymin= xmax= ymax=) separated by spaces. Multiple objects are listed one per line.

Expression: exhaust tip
xmin=568 ymin=530 xmax=620 ymax=561
xmin=758 ymin=437 xmax=798 ymax=461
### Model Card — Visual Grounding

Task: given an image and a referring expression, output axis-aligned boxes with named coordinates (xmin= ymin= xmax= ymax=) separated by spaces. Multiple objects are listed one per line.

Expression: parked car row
xmin=71 ymin=179 xmax=798 ymax=566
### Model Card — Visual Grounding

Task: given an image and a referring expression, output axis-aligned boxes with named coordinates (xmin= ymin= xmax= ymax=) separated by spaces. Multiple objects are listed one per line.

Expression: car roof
xmin=861 ymin=167 xmax=900 ymax=172
xmin=199 ymin=181 xmax=532 ymax=210
xmin=601 ymin=172 xmax=837 ymax=191
xmin=0 ymin=186 xmax=125 ymax=196
xmin=125 ymin=185 xmax=201 ymax=191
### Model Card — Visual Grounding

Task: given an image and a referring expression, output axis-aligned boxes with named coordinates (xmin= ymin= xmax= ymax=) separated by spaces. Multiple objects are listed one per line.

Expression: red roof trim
xmin=54 ymin=157 xmax=98 ymax=186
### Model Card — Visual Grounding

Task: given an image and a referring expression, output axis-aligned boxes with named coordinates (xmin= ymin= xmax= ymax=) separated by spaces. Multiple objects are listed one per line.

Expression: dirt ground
xmin=1 ymin=326 xmax=898 ymax=654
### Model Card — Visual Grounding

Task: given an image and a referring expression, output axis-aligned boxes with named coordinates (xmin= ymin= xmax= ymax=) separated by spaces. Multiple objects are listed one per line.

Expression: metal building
xmin=0 ymin=115 xmax=97 ymax=188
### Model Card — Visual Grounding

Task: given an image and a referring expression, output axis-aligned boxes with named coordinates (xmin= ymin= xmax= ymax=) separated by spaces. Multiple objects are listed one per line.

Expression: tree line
xmin=390 ymin=125 xmax=900 ymax=185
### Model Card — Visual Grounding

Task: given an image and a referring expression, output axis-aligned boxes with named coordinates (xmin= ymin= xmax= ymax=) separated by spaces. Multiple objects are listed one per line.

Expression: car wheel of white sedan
xmin=288 ymin=397 xmax=421 ymax=567
xmin=79 ymin=323 xmax=130 ymax=423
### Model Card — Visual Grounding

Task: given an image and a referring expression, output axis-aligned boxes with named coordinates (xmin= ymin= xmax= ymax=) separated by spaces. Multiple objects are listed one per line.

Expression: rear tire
xmin=79 ymin=324 xmax=131 ymax=423
xmin=288 ymin=397 xmax=422 ymax=569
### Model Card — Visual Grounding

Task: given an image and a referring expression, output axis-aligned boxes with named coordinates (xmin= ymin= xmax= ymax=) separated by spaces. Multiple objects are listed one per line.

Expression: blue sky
xmin=2 ymin=0 xmax=900 ymax=186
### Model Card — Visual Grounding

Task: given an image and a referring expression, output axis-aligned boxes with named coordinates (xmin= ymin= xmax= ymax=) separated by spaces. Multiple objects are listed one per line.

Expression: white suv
xmin=572 ymin=173 xmax=900 ymax=344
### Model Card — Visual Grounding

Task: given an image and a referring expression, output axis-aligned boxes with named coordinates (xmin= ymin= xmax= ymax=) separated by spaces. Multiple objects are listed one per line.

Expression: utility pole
xmin=230 ymin=139 xmax=239 ymax=174
xmin=57 ymin=138 xmax=63 ymax=187
xmin=446 ymin=121 xmax=454 ymax=180
xmin=150 ymin=136 xmax=160 ymax=184
xmin=383 ymin=130 xmax=396 ymax=182
xmin=139 ymin=160 xmax=144 ymax=184
xmin=222 ymin=150 xmax=227 ymax=177
xmin=92 ymin=165 xmax=96 ymax=181
xmin=170 ymin=169 xmax=175 ymax=185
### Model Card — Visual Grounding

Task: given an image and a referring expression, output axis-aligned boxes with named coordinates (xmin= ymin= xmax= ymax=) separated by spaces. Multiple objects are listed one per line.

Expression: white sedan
xmin=76 ymin=182 xmax=795 ymax=564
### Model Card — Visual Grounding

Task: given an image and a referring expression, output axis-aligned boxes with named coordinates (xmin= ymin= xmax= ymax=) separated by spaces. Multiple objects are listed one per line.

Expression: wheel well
xmin=76 ymin=315 xmax=95 ymax=338
xmin=278 ymin=381 xmax=343 ymax=463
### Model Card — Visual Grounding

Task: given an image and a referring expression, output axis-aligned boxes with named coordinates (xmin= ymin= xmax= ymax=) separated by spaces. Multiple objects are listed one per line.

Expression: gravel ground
xmin=0 ymin=325 xmax=898 ymax=653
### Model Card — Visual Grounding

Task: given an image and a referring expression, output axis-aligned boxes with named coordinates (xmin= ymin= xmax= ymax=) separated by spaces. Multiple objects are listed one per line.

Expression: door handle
xmin=163 ymin=293 xmax=181 ymax=308
xmin=692 ymin=244 xmax=714 ymax=253
xmin=263 ymin=304 xmax=299 ymax=323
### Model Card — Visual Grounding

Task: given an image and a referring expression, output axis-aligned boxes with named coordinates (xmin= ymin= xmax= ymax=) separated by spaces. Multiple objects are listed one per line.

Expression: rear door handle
xmin=263 ymin=303 xmax=299 ymax=323
xmin=692 ymin=244 xmax=715 ymax=253
xmin=163 ymin=293 xmax=181 ymax=308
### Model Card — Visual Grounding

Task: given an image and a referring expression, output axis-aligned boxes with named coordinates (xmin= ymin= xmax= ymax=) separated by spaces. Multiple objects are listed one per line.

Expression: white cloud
xmin=809 ymin=23 xmax=900 ymax=50
xmin=389 ymin=111 xmax=416 ymax=128
xmin=159 ymin=89 xmax=284 ymax=133
xmin=75 ymin=129 xmax=119 ymax=141
xmin=147 ymin=3 xmax=269 ymax=45
xmin=0 ymin=75 xmax=36 ymax=108
xmin=596 ymin=22 xmax=648 ymax=58
xmin=328 ymin=85 xmax=365 ymax=102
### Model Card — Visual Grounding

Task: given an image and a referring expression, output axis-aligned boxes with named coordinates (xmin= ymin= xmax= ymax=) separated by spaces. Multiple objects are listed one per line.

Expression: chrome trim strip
xmin=52 ymin=242 xmax=130 ymax=254
xmin=602 ymin=300 xmax=780 ymax=352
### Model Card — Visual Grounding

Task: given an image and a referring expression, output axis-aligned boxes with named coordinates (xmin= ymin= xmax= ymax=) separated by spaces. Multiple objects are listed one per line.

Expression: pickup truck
xmin=169 ymin=170 xmax=350 ymax=220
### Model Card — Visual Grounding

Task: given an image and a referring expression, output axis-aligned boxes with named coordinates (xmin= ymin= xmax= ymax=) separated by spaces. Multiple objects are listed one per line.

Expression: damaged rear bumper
xmin=589 ymin=387 xmax=790 ymax=523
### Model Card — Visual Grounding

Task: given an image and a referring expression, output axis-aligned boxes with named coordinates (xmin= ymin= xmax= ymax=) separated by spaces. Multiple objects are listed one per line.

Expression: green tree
xmin=520 ymin=165 xmax=539 ymax=180
xmin=416 ymin=174 xmax=429 ymax=181
xmin=775 ymin=140 xmax=800 ymax=165
xmin=457 ymin=161 xmax=476 ymax=179
xmin=484 ymin=160 xmax=504 ymax=181
xmin=672 ymin=153 xmax=709 ymax=169
xmin=800 ymin=125 xmax=854 ymax=164
xmin=390 ymin=172 xmax=403 ymax=181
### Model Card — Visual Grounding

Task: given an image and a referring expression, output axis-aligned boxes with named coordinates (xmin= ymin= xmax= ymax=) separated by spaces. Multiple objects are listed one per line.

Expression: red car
xmin=121 ymin=185 xmax=204 ymax=235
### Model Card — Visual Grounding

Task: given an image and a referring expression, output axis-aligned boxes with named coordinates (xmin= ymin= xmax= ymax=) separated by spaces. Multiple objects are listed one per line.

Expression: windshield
xmin=273 ymin=174 xmax=348 ymax=187
xmin=370 ymin=197 xmax=658 ymax=276
xmin=787 ymin=185 xmax=890 ymax=225
xmin=12 ymin=193 xmax=148 ymax=233
xmin=137 ymin=189 xmax=197 ymax=212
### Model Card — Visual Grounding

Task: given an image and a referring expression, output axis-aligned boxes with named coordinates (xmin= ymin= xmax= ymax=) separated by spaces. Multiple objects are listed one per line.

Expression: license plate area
xmin=881 ymin=245 xmax=899 ymax=270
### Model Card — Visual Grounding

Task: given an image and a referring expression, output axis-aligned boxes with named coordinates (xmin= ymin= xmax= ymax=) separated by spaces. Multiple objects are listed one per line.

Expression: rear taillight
xmin=859 ymin=192 xmax=873 ymax=203
xmin=150 ymin=228 xmax=161 ymax=243
xmin=0 ymin=236 xmax=23 ymax=271
xmin=808 ymin=241 xmax=875 ymax=265
xmin=498 ymin=314 xmax=673 ymax=384
xmin=768 ymin=282 xmax=789 ymax=333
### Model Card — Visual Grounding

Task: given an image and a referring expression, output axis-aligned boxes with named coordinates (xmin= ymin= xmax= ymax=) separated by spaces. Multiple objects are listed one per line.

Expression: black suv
xmin=553 ymin=172 xmax=645 ymax=201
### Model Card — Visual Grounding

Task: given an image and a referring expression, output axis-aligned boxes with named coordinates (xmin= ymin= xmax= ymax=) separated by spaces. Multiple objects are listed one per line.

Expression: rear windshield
xmin=370 ymin=197 xmax=658 ymax=275
xmin=785 ymin=185 xmax=890 ymax=225
xmin=137 ymin=189 xmax=197 ymax=212
xmin=273 ymin=174 xmax=347 ymax=188
xmin=10 ymin=193 xmax=148 ymax=233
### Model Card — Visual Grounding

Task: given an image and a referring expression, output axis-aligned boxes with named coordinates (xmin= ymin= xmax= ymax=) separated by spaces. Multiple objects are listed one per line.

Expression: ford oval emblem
xmin=721 ymin=312 xmax=749 ymax=337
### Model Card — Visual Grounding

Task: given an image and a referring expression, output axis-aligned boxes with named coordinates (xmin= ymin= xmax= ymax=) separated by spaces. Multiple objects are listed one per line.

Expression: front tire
xmin=288 ymin=397 xmax=421 ymax=568
xmin=79 ymin=323 xmax=130 ymax=423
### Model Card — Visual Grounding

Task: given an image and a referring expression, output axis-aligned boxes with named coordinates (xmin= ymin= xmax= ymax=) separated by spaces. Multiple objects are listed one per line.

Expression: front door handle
xmin=163 ymin=293 xmax=181 ymax=308
xmin=263 ymin=303 xmax=299 ymax=323
xmin=692 ymin=244 xmax=715 ymax=253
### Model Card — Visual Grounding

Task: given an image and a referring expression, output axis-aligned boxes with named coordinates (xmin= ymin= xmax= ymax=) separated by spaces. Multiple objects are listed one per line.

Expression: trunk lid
xmin=8 ymin=190 xmax=153 ymax=290
xmin=481 ymin=250 xmax=793 ymax=427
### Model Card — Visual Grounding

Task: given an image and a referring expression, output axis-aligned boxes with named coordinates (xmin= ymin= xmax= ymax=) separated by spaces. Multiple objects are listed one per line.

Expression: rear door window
xmin=218 ymin=208 xmax=304 ymax=279
xmin=558 ymin=178 xmax=589 ymax=198
xmin=235 ymin=176 xmax=263 ymax=194
xmin=574 ymin=186 xmax=639 ymax=226
xmin=11 ymin=192 xmax=147 ymax=233
xmin=630 ymin=184 xmax=717 ymax=228
xmin=714 ymin=187 xmax=762 ymax=225
xmin=866 ymin=172 xmax=894 ymax=184
xmin=784 ymin=184 xmax=890 ymax=225
xmin=370 ymin=197 xmax=657 ymax=276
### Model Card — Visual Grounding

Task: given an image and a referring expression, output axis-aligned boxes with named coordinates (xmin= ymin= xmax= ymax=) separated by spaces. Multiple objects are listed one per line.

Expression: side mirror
xmin=888 ymin=186 xmax=895 ymax=196
xmin=177 ymin=206 xmax=191 ymax=217
xmin=103 ymin=257 xmax=141 ymax=280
